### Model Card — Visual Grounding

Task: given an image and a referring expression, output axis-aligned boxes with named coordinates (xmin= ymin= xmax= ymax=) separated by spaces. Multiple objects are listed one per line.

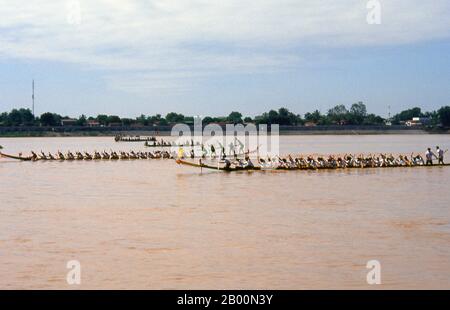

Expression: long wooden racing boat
xmin=176 ymin=158 xmax=450 ymax=172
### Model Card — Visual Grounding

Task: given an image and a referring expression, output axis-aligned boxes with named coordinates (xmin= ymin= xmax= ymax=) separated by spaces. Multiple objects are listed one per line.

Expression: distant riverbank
xmin=0 ymin=125 xmax=448 ymax=137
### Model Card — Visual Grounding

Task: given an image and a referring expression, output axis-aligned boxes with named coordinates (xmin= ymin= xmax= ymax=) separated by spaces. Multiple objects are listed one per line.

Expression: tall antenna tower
xmin=385 ymin=105 xmax=392 ymax=126
xmin=32 ymin=79 xmax=35 ymax=116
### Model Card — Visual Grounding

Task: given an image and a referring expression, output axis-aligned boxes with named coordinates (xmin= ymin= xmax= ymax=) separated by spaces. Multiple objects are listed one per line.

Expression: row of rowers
xmin=28 ymin=150 xmax=174 ymax=160
xmin=257 ymin=151 xmax=447 ymax=169
xmin=222 ymin=150 xmax=448 ymax=170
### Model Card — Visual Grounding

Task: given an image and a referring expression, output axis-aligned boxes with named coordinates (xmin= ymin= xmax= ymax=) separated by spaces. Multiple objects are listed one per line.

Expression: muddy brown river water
xmin=0 ymin=135 xmax=449 ymax=289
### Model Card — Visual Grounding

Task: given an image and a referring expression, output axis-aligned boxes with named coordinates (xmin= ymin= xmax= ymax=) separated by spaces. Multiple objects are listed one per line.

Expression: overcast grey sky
xmin=1 ymin=0 xmax=449 ymax=118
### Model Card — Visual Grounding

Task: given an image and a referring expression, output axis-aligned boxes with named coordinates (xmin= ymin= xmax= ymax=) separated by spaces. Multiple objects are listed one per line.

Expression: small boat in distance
xmin=115 ymin=135 xmax=157 ymax=142
xmin=144 ymin=140 xmax=190 ymax=147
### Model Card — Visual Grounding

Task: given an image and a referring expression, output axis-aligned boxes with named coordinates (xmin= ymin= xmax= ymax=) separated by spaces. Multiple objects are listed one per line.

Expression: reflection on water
xmin=0 ymin=135 xmax=449 ymax=289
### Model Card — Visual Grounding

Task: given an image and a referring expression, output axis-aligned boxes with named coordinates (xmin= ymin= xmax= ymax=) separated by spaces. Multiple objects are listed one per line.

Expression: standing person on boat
xmin=210 ymin=144 xmax=216 ymax=159
xmin=201 ymin=144 xmax=207 ymax=159
xmin=425 ymin=148 xmax=437 ymax=165
xmin=220 ymin=145 xmax=226 ymax=160
xmin=178 ymin=147 xmax=185 ymax=159
xmin=236 ymin=138 xmax=244 ymax=154
xmin=228 ymin=141 xmax=235 ymax=157
xmin=217 ymin=142 xmax=225 ymax=160
xmin=436 ymin=146 xmax=447 ymax=165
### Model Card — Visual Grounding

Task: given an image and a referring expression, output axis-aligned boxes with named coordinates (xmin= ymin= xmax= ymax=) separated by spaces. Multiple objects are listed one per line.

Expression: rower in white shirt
xmin=436 ymin=146 xmax=448 ymax=165
xmin=425 ymin=148 xmax=436 ymax=165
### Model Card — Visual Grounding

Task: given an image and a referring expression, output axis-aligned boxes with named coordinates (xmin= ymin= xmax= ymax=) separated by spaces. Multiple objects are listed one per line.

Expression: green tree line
xmin=1 ymin=103 xmax=450 ymax=127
